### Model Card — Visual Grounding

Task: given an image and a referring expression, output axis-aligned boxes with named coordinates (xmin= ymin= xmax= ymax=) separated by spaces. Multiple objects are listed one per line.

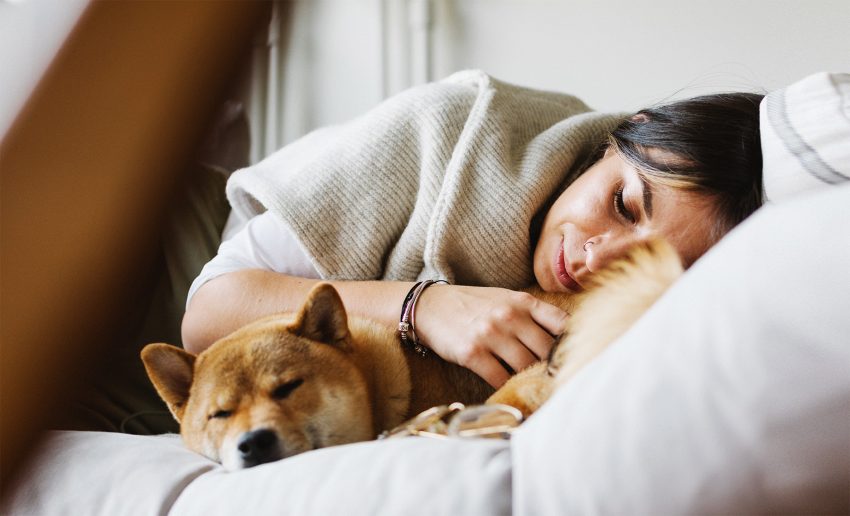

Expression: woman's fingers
xmin=526 ymin=294 xmax=569 ymax=337
xmin=489 ymin=332 xmax=539 ymax=374
xmin=413 ymin=285 xmax=569 ymax=386
xmin=514 ymin=321 xmax=560 ymax=362
xmin=468 ymin=352 xmax=513 ymax=388
xmin=486 ymin=291 xmax=565 ymax=364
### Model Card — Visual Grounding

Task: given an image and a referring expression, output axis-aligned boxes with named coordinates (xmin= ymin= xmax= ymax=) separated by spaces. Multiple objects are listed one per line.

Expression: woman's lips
xmin=555 ymin=238 xmax=581 ymax=292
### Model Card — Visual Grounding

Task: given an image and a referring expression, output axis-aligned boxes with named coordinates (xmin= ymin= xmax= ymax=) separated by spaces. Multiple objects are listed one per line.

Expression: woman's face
xmin=533 ymin=148 xmax=719 ymax=293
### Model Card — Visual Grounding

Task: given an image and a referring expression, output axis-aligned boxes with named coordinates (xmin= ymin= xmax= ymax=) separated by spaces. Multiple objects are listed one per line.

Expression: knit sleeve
xmin=226 ymin=71 xmax=622 ymax=287
xmin=226 ymin=79 xmax=480 ymax=281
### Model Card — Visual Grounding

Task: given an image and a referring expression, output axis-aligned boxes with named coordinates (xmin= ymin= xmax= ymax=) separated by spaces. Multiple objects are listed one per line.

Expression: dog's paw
xmin=486 ymin=362 xmax=553 ymax=419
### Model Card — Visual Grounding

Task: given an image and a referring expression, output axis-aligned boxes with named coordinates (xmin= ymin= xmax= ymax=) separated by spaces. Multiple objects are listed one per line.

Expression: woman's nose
xmin=584 ymin=234 xmax=641 ymax=273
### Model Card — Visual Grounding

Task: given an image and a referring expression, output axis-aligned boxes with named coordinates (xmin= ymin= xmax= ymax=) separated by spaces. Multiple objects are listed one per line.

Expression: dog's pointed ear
xmin=290 ymin=282 xmax=351 ymax=349
xmin=140 ymin=343 xmax=195 ymax=422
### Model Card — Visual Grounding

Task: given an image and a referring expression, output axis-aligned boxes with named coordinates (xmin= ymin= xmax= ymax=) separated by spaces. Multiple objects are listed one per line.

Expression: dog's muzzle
xmin=237 ymin=428 xmax=282 ymax=468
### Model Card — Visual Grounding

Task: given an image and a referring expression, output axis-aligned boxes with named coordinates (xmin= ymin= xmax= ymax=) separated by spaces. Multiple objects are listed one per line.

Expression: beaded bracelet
xmin=398 ymin=279 xmax=449 ymax=356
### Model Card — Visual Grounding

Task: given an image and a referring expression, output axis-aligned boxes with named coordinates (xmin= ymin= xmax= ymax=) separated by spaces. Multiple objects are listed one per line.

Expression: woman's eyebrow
xmin=639 ymin=176 xmax=654 ymax=219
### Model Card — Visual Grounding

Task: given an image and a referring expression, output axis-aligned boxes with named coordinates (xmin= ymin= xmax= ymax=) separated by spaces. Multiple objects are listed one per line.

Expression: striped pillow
xmin=760 ymin=72 xmax=850 ymax=202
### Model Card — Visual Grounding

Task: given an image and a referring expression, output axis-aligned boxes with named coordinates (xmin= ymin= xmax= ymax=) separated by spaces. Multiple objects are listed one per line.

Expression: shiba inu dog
xmin=142 ymin=238 xmax=681 ymax=469
xmin=141 ymin=284 xmax=494 ymax=469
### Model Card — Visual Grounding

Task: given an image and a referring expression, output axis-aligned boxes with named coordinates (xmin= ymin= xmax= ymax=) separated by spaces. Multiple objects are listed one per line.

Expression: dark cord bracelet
xmin=398 ymin=279 xmax=449 ymax=356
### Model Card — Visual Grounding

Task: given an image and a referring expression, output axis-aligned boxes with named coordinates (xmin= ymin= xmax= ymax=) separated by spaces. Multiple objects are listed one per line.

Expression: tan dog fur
xmin=142 ymin=284 xmax=493 ymax=469
xmin=488 ymin=238 xmax=683 ymax=416
xmin=142 ymin=238 xmax=682 ymax=469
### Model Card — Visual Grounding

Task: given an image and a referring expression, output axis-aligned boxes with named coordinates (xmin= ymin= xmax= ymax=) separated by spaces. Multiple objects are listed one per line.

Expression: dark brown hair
xmin=609 ymin=92 xmax=765 ymax=241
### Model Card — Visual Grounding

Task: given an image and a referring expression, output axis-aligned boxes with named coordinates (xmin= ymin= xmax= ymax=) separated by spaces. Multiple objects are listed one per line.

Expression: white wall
xmin=2 ymin=1 xmax=846 ymax=154
xmin=431 ymin=0 xmax=850 ymax=111
xmin=267 ymin=0 xmax=849 ymax=151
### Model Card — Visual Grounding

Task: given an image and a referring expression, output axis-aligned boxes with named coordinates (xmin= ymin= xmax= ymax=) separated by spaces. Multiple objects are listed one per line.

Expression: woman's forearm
xmin=182 ymin=269 xmax=567 ymax=388
xmin=181 ymin=269 xmax=412 ymax=354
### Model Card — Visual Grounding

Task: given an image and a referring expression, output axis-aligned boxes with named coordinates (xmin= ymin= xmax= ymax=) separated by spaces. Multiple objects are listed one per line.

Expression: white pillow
xmin=513 ymin=183 xmax=850 ymax=514
xmin=3 ymin=432 xmax=213 ymax=515
xmin=4 ymin=430 xmax=512 ymax=515
xmin=761 ymin=71 xmax=850 ymax=202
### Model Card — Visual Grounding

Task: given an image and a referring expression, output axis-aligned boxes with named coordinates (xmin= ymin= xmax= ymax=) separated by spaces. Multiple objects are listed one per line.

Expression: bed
xmin=2 ymin=70 xmax=848 ymax=515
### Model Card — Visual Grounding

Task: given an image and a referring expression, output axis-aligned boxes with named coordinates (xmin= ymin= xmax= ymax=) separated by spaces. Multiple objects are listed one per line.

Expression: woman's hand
xmin=185 ymin=273 xmax=566 ymax=389
xmin=413 ymin=284 xmax=568 ymax=388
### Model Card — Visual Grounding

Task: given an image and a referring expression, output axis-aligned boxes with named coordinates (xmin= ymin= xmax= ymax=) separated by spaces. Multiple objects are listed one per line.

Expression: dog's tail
xmin=552 ymin=238 xmax=683 ymax=387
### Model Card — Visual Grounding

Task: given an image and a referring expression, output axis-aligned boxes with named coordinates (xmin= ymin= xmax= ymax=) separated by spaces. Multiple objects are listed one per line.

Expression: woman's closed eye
xmin=614 ymin=185 xmax=636 ymax=224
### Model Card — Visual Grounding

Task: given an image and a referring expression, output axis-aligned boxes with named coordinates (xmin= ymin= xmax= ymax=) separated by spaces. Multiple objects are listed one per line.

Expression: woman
xmin=183 ymin=73 xmax=763 ymax=389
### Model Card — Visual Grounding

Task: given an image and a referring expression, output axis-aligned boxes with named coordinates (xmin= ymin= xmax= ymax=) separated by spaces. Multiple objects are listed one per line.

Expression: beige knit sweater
xmin=226 ymin=70 xmax=623 ymax=288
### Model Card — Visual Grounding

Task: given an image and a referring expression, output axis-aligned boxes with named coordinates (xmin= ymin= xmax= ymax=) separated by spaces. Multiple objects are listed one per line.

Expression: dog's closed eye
xmin=209 ymin=409 xmax=233 ymax=420
xmin=271 ymin=379 xmax=304 ymax=400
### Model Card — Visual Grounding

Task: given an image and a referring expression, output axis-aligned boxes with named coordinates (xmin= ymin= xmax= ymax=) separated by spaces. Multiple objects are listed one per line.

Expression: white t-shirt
xmin=186 ymin=211 xmax=319 ymax=308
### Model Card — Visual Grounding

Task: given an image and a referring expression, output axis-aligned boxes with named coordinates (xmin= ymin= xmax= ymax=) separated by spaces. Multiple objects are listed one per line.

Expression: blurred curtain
xmin=0 ymin=0 xmax=271 ymax=497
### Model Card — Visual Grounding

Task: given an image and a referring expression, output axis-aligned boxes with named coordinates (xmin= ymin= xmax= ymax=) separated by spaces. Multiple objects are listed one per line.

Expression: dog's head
xmin=141 ymin=283 xmax=375 ymax=470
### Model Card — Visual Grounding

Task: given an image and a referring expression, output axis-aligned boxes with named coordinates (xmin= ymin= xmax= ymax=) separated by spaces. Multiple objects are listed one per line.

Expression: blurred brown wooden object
xmin=0 ymin=0 xmax=270 ymax=495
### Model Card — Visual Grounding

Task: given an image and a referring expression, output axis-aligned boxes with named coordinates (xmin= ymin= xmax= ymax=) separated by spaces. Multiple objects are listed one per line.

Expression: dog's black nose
xmin=237 ymin=429 xmax=281 ymax=467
